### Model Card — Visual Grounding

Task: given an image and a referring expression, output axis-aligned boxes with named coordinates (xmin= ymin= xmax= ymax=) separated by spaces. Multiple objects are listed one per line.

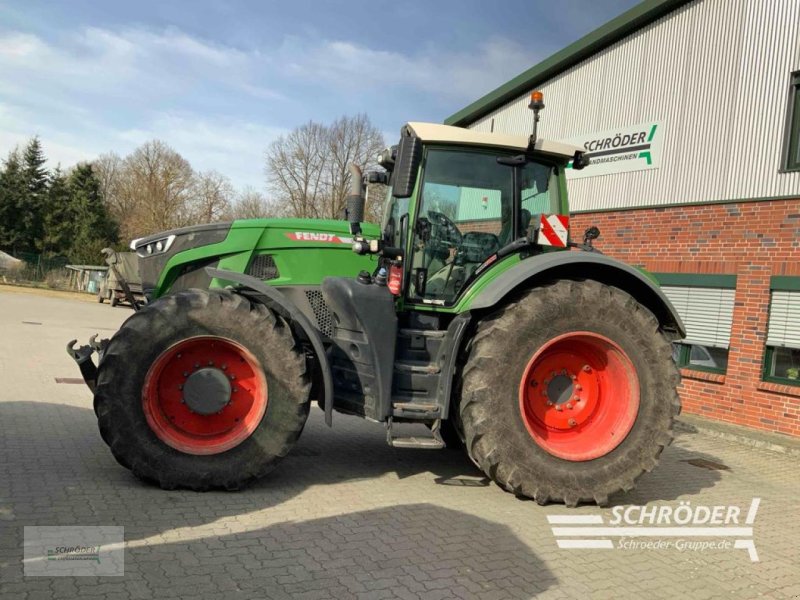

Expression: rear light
xmin=387 ymin=263 xmax=403 ymax=296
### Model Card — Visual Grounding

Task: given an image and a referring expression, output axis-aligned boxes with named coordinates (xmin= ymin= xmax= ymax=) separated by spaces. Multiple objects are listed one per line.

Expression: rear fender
xmin=205 ymin=268 xmax=334 ymax=426
xmin=469 ymin=252 xmax=686 ymax=339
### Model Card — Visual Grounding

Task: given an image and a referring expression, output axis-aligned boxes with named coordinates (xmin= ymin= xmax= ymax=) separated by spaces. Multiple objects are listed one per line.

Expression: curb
xmin=675 ymin=414 xmax=800 ymax=458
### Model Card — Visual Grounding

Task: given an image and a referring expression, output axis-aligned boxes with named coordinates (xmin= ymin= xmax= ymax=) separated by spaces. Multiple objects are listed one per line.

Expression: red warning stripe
xmin=538 ymin=214 xmax=569 ymax=247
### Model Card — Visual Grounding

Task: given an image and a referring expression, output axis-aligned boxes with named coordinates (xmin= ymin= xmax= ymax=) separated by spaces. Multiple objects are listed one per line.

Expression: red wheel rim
xmin=142 ymin=336 xmax=267 ymax=455
xmin=518 ymin=332 xmax=639 ymax=461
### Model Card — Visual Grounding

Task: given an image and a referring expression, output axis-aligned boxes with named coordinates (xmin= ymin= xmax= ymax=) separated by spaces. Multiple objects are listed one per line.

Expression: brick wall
xmin=570 ymin=198 xmax=800 ymax=438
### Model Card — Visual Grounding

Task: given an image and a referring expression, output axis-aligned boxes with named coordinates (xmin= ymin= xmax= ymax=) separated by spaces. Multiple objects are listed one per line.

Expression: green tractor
xmin=68 ymin=102 xmax=683 ymax=506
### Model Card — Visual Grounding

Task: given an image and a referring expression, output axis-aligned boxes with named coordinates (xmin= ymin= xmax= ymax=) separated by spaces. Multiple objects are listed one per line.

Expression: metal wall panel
xmin=468 ymin=0 xmax=800 ymax=212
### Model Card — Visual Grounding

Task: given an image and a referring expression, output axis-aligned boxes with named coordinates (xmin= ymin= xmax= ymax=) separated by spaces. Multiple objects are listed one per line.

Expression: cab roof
xmin=406 ymin=122 xmax=583 ymax=161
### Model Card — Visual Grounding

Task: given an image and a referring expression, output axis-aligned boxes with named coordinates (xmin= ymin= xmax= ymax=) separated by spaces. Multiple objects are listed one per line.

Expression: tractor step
xmin=386 ymin=417 xmax=445 ymax=450
xmin=389 ymin=436 xmax=445 ymax=450
xmin=394 ymin=360 xmax=441 ymax=374
xmin=393 ymin=401 xmax=438 ymax=412
xmin=398 ymin=328 xmax=446 ymax=338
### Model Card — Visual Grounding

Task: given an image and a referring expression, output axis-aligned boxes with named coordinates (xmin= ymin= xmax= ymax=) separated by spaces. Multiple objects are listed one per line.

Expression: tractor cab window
xmin=409 ymin=148 xmax=560 ymax=304
xmin=382 ymin=188 xmax=409 ymax=250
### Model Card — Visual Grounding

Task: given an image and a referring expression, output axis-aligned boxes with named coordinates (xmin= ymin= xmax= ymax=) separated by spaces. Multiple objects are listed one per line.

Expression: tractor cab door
xmin=407 ymin=147 xmax=561 ymax=305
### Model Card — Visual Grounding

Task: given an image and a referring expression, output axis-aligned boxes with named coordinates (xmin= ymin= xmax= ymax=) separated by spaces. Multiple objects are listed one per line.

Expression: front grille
xmin=306 ymin=290 xmax=333 ymax=338
xmin=246 ymin=254 xmax=279 ymax=280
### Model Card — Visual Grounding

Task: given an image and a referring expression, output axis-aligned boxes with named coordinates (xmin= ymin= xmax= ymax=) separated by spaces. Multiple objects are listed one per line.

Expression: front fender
xmin=205 ymin=268 xmax=335 ymax=426
xmin=469 ymin=252 xmax=686 ymax=339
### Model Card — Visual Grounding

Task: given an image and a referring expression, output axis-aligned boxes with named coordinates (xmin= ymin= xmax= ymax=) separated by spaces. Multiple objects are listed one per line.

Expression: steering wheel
xmin=427 ymin=211 xmax=463 ymax=248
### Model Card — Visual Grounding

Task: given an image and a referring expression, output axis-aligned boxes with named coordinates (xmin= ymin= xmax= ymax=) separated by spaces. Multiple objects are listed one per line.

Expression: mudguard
xmin=205 ymin=268 xmax=335 ymax=426
xmin=470 ymin=251 xmax=686 ymax=338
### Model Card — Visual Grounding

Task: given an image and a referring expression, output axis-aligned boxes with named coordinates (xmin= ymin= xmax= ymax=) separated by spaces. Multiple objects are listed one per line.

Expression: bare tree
xmin=230 ymin=187 xmax=280 ymax=220
xmin=324 ymin=114 xmax=386 ymax=220
xmin=191 ymin=170 xmax=234 ymax=223
xmin=265 ymin=114 xmax=385 ymax=221
xmin=93 ymin=152 xmax=129 ymax=230
xmin=266 ymin=121 xmax=329 ymax=219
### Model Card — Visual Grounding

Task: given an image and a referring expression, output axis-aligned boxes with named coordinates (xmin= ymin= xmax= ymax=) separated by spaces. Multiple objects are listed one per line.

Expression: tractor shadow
xmin=0 ymin=400 xmax=726 ymax=556
xmin=606 ymin=437 xmax=727 ymax=507
xmin=0 ymin=402 xmax=482 ymax=541
xmin=13 ymin=505 xmax=559 ymax=599
xmin=0 ymin=401 xmax=556 ymax=597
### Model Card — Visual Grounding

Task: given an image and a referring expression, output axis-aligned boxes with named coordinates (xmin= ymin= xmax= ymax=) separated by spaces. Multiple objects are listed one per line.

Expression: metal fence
xmin=0 ymin=252 xmax=72 ymax=288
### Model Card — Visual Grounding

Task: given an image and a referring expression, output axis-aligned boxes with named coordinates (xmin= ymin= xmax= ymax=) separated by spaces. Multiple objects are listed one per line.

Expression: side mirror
xmin=346 ymin=164 xmax=365 ymax=236
xmin=392 ymin=130 xmax=422 ymax=199
xmin=572 ymin=151 xmax=590 ymax=170
xmin=583 ymin=226 xmax=600 ymax=244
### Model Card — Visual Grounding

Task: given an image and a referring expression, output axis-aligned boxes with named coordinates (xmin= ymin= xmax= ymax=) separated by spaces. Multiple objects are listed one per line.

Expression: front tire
xmin=94 ymin=289 xmax=311 ymax=490
xmin=459 ymin=279 xmax=680 ymax=506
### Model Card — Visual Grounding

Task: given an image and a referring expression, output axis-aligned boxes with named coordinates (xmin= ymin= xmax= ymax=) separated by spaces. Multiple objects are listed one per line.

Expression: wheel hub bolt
xmin=530 ymin=380 xmax=537 ymax=387
xmin=546 ymin=401 xmax=553 ymax=406
xmin=575 ymin=384 xmax=583 ymax=391
xmin=566 ymin=403 xmax=573 ymax=409
xmin=568 ymin=419 xmax=577 ymax=427
xmin=182 ymin=371 xmax=189 ymax=377
xmin=573 ymin=395 xmax=581 ymax=402
xmin=208 ymin=360 xmax=214 ymax=366
xmin=583 ymin=365 xmax=591 ymax=373
xmin=555 ymin=405 xmax=563 ymax=412
xmin=194 ymin=363 xmax=200 ymax=369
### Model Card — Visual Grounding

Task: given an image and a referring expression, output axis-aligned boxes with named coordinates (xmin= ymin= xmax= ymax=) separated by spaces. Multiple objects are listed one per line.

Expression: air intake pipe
xmin=346 ymin=164 xmax=365 ymax=235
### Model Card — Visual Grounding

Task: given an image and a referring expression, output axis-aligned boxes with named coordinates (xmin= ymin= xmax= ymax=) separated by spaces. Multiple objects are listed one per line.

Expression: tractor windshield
xmin=408 ymin=147 xmax=560 ymax=304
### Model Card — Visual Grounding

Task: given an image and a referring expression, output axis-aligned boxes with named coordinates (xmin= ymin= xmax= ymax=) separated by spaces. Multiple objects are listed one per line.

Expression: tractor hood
xmin=131 ymin=218 xmax=380 ymax=300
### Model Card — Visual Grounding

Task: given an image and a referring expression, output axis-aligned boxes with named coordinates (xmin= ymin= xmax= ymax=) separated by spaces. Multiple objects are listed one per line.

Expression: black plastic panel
xmin=322 ymin=277 xmax=397 ymax=420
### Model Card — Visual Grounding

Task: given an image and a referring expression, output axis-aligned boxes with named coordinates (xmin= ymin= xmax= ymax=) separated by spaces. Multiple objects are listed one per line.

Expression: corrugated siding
xmin=468 ymin=0 xmax=800 ymax=211
xmin=662 ymin=285 xmax=735 ymax=347
xmin=767 ymin=291 xmax=800 ymax=349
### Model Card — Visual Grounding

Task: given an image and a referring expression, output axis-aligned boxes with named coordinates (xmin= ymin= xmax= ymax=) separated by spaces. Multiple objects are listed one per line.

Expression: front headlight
xmin=132 ymin=234 xmax=176 ymax=258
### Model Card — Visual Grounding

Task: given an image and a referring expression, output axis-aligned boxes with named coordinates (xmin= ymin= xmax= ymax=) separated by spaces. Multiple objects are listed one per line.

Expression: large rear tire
xmin=94 ymin=288 xmax=311 ymax=490
xmin=459 ymin=279 xmax=680 ymax=506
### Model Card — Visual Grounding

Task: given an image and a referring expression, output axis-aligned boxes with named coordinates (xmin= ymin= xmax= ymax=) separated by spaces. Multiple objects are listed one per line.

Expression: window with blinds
xmin=764 ymin=289 xmax=800 ymax=385
xmin=766 ymin=291 xmax=800 ymax=349
xmin=661 ymin=286 xmax=736 ymax=349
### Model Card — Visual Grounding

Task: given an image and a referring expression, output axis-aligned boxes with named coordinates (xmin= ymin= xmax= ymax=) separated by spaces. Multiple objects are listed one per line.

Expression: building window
xmin=764 ymin=284 xmax=800 ymax=385
xmin=657 ymin=275 xmax=736 ymax=375
xmin=672 ymin=343 xmax=729 ymax=374
xmin=784 ymin=71 xmax=800 ymax=171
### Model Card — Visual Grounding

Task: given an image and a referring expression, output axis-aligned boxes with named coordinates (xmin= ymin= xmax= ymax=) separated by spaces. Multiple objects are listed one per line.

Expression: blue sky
xmin=0 ymin=0 xmax=638 ymax=190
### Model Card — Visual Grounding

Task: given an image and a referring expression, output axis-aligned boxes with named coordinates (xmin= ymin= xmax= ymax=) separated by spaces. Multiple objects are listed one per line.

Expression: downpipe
xmin=66 ymin=334 xmax=109 ymax=394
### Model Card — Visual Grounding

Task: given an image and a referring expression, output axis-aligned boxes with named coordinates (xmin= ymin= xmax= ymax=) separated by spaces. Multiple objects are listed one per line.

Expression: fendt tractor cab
xmin=69 ymin=93 xmax=684 ymax=506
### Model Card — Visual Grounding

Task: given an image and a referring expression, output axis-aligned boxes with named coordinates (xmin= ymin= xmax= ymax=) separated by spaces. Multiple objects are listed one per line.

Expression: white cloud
xmin=0 ymin=101 xmax=284 ymax=190
xmin=0 ymin=23 xmax=538 ymax=189
xmin=277 ymin=36 xmax=539 ymax=103
xmin=117 ymin=113 xmax=287 ymax=189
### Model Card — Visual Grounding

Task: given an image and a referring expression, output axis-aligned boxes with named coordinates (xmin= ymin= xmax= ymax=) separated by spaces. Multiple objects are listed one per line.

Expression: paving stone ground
xmin=1 ymin=289 xmax=799 ymax=600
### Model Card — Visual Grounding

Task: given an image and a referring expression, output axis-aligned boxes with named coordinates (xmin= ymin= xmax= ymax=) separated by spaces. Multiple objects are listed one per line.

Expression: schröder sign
xmin=563 ymin=121 xmax=664 ymax=179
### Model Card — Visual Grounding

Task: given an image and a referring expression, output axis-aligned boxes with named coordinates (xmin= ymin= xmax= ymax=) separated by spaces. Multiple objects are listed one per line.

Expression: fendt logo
xmin=285 ymin=232 xmax=353 ymax=244
xmin=548 ymin=498 xmax=761 ymax=561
